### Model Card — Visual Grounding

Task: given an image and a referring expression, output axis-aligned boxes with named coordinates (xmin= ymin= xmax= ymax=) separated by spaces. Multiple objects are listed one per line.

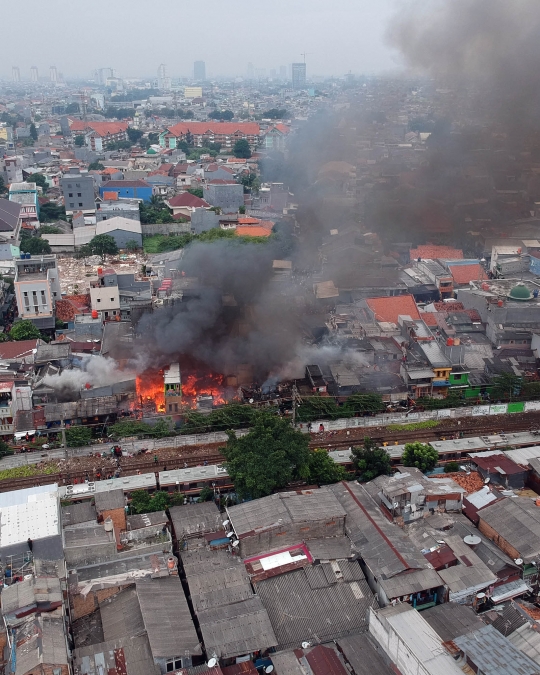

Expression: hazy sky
xmin=3 ymin=0 xmax=400 ymax=80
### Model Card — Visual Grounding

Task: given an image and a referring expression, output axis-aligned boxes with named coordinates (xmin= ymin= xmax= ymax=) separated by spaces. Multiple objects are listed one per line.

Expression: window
xmin=69 ymin=203 xmax=74 ymax=208
xmin=111 ymin=298 xmax=115 ymax=302
xmin=96 ymin=298 xmax=101 ymax=303
xmin=75 ymin=183 xmax=80 ymax=187
xmin=77 ymin=193 xmax=81 ymax=197
xmin=67 ymin=183 xmax=72 ymax=188
xmin=41 ymin=291 xmax=46 ymax=304
xmin=68 ymin=193 xmax=73 ymax=198
xmin=79 ymin=203 xmax=83 ymax=207
xmin=453 ymin=373 xmax=462 ymax=381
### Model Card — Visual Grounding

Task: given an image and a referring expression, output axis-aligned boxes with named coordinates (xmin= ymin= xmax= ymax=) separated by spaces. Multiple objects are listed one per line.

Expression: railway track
xmin=4 ymin=409 xmax=540 ymax=494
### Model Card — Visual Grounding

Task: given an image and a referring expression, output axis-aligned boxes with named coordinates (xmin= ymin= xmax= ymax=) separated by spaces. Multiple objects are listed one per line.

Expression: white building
xmin=14 ymin=255 xmax=60 ymax=331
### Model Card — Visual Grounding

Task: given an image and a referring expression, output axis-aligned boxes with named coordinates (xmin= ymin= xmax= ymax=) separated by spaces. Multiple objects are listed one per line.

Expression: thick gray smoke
xmin=43 ymin=355 xmax=134 ymax=400
xmin=389 ymin=0 xmax=540 ymax=128
xmin=135 ymin=238 xmax=304 ymax=380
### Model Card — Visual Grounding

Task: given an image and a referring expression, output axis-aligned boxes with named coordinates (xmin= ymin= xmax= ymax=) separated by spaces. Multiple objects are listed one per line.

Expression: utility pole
xmin=60 ymin=413 xmax=67 ymax=459
xmin=292 ymin=381 xmax=298 ymax=428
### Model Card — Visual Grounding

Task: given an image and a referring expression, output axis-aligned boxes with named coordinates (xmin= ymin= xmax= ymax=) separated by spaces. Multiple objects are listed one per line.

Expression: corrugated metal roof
xmin=256 ymin=564 xmax=375 ymax=651
xmin=379 ymin=568 xmax=442 ymax=599
xmin=422 ymin=604 xmax=484 ymax=642
xmin=338 ymin=634 xmax=395 ymax=675
xmin=478 ymin=498 xmax=540 ymax=561
xmin=74 ymin=634 xmax=160 ymax=675
xmin=455 ymin=625 xmax=540 ymax=675
xmin=197 ymin=596 xmax=277 ymax=659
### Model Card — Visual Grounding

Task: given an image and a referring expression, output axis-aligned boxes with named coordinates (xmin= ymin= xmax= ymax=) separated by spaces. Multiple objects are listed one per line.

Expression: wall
xmin=61 ymin=175 xmax=95 ymax=214
xmin=141 ymin=222 xmax=191 ymax=235
xmin=203 ymin=183 xmax=244 ymax=213
xmin=100 ymin=506 xmax=126 ymax=533
xmin=477 ymin=517 xmax=520 ymax=560
xmin=70 ymin=586 xmax=122 ymax=620
xmin=90 ymin=286 xmax=120 ymax=312
xmin=107 ymin=228 xmax=143 ymax=249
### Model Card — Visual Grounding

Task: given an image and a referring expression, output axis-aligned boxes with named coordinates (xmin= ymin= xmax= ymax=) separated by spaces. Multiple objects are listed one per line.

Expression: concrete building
xmin=2 ymin=156 xmax=23 ymax=183
xmin=60 ymin=167 xmax=96 ymax=218
xmin=95 ymin=216 xmax=143 ymax=249
xmin=98 ymin=180 xmax=153 ymax=203
xmin=203 ymin=180 xmax=244 ymax=213
xmin=9 ymin=182 xmax=39 ymax=226
xmin=96 ymin=197 xmax=141 ymax=222
xmin=292 ymin=62 xmax=307 ymax=89
xmin=193 ymin=60 xmax=206 ymax=80
xmin=0 ymin=197 xmax=22 ymax=254
xmin=14 ymin=254 xmax=60 ymax=330
xmin=160 ymin=122 xmax=260 ymax=150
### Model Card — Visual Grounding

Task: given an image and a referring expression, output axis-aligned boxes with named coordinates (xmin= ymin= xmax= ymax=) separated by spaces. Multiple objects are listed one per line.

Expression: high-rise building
xmin=30 ymin=66 xmax=38 ymax=82
xmin=12 ymin=67 xmax=20 ymax=83
xmin=193 ymin=60 xmax=206 ymax=81
xmin=157 ymin=64 xmax=171 ymax=90
xmin=97 ymin=67 xmax=113 ymax=85
xmin=279 ymin=65 xmax=287 ymax=79
xmin=50 ymin=66 xmax=58 ymax=83
xmin=292 ymin=62 xmax=307 ymax=89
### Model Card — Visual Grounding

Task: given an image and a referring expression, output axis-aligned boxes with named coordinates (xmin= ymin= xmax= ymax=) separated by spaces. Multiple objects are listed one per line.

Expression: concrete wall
xmin=203 ymin=183 xmax=244 ymax=213
xmin=64 ymin=540 xmax=117 ymax=566
xmin=70 ymin=586 xmax=122 ymax=620
xmin=106 ymin=228 xmax=143 ymax=249
xmin=141 ymin=222 xmax=191 ymax=236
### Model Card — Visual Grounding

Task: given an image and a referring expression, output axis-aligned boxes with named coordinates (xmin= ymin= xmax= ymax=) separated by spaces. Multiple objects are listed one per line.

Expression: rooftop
xmin=477 ymin=497 xmax=540 ymax=561
xmin=227 ymin=488 xmax=346 ymax=538
xmin=365 ymin=294 xmax=420 ymax=324
xmin=410 ymin=244 xmax=463 ymax=261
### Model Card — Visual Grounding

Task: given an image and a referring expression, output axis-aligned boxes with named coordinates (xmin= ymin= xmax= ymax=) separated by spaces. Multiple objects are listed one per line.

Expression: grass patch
xmin=387 ymin=420 xmax=440 ymax=432
xmin=0 ymin=463 xmax=59 ymax=482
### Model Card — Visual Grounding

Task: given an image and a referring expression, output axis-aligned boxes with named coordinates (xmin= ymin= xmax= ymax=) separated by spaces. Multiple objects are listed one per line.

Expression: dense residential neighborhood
xmin=3 ymin=2 xmax=540 ymax=674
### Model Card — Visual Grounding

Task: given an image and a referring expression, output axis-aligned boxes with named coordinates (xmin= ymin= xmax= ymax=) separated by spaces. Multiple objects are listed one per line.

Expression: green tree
xmin=402 ymin=442 xmax=439 ymax=473
xmin=169 ymin=492 xmax=185 ymax=506
xmin=208 ymin=109 xmax=234 ymax=121
xmin=74 ymin=135 xmax=85 ymax=147
xmin=490 ymin=372 xmax=523 ymax=401
xmin=0 ymin=439 xmax=13 ymax=458
xmin=233 ymin=139 xmax=252 ymax=159
xmin=148 ymin=132 xmax=159 ymax=144
xmin=39 ymin=202 xmax=66 ymax=222
xmin=65 ymin=426 xmax=93 ymax=447
xmin=0 ymin=176 xmax=6 ymax=195
xmin=28 ymin=173 xmax=48 ymax=191
xmin=86 ymin=234 xmax=119 ymax=260
xmin=198 ymin=486 xmax=214 ymax=502
xmin=262 ymin=108 xmax=288 ymax=119
xmin=444 ymin=461 xmax=460 ymax=473
xmin=88 ymin=161 xmax=105 ymax=171
xmin=222 ymin=412 xmax=310 ymax=499
xmin=125 ymin=239 xmax=140 ymax=252
xmin=20 ymin=235 xmax=51 ymax=255
xmin=108 ymin=140 xmax=132 ymax=151
xmin=130 ymin=490 xmax=170 ymax=514
xmin=126 ymin=128 xmax=143 ymax=144
xmin=308 ymin=448 xmax=347 ymax=485
xmin=187 ymin=188 xmax=204 ymax=199
xmin=238 ymin=205 xmax=246 ymax=214
xmin=351 ymin=437 xmax=392 ymax=482
xmin=39 ymin=225 xmax=62 ymax=234
xmin=29 ymin=123 xmax=38 ymax=141
xmin=342 ymin=393 xmax=385 ymax=416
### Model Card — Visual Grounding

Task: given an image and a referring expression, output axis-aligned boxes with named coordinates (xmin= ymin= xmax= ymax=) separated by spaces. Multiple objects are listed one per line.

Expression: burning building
xmin=164 ymin=362 xmax=182 ymax=414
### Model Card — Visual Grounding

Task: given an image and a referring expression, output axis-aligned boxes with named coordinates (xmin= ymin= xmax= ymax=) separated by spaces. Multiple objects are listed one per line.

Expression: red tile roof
xmin=69 ymin=121 xmax=128 ymax=136
xmin=433 ymin=301 xmax=464 ymax=312
xmin=236 ymin=226 xmax=272 ymax=237
xmin=366 ymin=295 xmax=421 ymax=324
xmin=237 ymin=217 xmax=260 ymax=224
xmin=167 ymin=193 xmax=209 ymax=208
xmin=102 ymin=191 xmax=118 ymax=201
xmin=448 ymin=263 xmax=486 ymax=285
xmin=167 ymin=122 xmax=260 ymax=137
xmin=419 ymin=311 xmax=439 ymax=327
xmin=0 ymin=340 xmax=39 ymax=360
xmin=102 ymin=167 xmax=119 ymax=175
xmin=410 ymin=245 xmax=464 ymax=261
xmin=55 ymin=294 xmax=91 ymax=321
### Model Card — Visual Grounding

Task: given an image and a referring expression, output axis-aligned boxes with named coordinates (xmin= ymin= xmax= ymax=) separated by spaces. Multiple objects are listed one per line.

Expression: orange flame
xmin=136 ymin=371 xmax=165 ymax=412
xmin=181 ymin=373 xmax=225 ymax=406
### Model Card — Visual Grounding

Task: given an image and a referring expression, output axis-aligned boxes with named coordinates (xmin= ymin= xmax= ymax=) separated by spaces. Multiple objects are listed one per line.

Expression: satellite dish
xmin=476 ymin=592 xmax=486 ymax=599
xmin=222 ymin=520 xmax=230 ymax=527
xmin=437 ymin=540 xmax=445 ymax=545
xmin=484 ymin=477 xmax=490 ymax=484
xmin=232 ymin=540 xmax=240 ymax=547
xmin=301 ymin=642 xmax=311 ymax=649
xmin=515 ymin=558 xmax=524 ymax=565
xmin=226 ymin=532 xmax=235 ymax=538
xmin=207 ymin=658 xmax=218 ymax=668
xmin=265 ymin=667 xmax=274 ymax=673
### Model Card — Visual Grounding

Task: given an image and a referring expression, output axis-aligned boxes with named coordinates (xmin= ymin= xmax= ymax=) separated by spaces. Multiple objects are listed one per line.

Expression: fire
xmin=136 ymin=370 xmax=165 ymax=412
xmin=181 ymin=373 xmax=226 ymax=407
xmin=135 ymin=368 xmax=226 ymax=413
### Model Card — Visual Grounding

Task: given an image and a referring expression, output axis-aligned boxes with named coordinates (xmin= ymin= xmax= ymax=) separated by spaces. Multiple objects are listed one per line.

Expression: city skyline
xmin=0 ymin=0 xmax=400 ymax=80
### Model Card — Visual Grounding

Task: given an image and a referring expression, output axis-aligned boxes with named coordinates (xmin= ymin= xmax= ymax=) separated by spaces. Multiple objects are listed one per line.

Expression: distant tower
xmin=50 ymin=66 xmax=58 ymax=83
xmin=292 ymin=62 xmax=307 ymax=89
xmin=12 ymin=67 xmax=20 ymax=83
xmin=193 ymin=60 xmax=206 ymax=81
xmin=30 ymin=66 xmax=38 ymax=82
xmin=157 ymin=64 xmax=170 ymax=90
xmin=97 ymin=67 xmax=113 ymax=85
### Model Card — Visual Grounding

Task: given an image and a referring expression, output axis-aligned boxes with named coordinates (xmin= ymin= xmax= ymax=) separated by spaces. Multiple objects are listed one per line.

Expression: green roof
xmin=508 ymin=283 xmax=532 ymax=301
